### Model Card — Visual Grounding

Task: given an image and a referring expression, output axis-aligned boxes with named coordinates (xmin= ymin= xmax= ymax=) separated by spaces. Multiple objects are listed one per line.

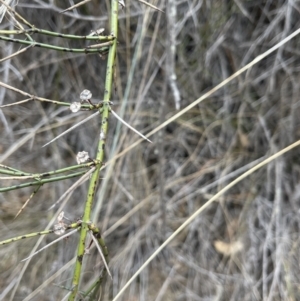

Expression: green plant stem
xmin=0 ymin=81 xmax=104 ymax=110
xmin=68 ymin=1 xmax=119 ymax=299
xmin=0 ymin=164 xmax=29 ymax=175
xmin=88 ymin=224 xmax=109 ymax=264
xmin=0 ymin=171 xmax=88 ymax=192
xmin=0 ymin=36 xmax=111 ymax=53
xmin=0 ymin=162 xmax=95 ymax=177
xmin=84 ymin=277 xmax=103 ymax=300
xmin=0 ymin=28 xmax=115 ymax=41
xmin=81 ymin=224 xmax=109 ymax=299
xmin=0 ymin=222 xmax=79 ymax=246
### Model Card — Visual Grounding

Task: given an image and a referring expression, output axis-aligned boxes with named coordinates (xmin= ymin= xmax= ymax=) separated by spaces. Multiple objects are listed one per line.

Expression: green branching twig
xmin=79 ymin=224 xmax=110 ymax=299
xmin=88 ymin=223 xmax=109 ymax=268
xmin=0 ymin=171 xmax=88 ymax=192
xmin=0 ymin=35 xmax=112 ymax=53
xmin=0 ymin=164 xmax=29 ymax=175
xmin=0 ymin=28 xmax=115 ymax=41
xmin=0 ymin=162 xmax=95 ymax=178
xmin=82 ymin=277 xmax=103 ymax=299
xmin=0 ymin=81 xmax=102 ymax=110
xmin=68 ymin=1 xmax=119 ymax=299
xmin=0 ymin=222 xmax=79 ymax=246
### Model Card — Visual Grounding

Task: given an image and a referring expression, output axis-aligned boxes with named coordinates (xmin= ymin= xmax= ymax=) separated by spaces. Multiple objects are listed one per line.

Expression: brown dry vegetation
xmin=1 ymin=0 xmax=300 ymax=300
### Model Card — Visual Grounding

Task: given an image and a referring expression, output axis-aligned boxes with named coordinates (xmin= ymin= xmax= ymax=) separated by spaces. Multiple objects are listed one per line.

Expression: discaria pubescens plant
xmin=3 ymin=2 xmax=300 ymax=301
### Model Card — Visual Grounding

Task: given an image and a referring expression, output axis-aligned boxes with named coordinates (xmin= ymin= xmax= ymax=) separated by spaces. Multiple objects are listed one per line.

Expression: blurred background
xmin=1 ymin=0 xmax=300 ymax=300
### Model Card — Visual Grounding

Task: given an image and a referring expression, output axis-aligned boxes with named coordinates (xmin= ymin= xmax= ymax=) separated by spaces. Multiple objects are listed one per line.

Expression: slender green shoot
xmin=0 ymin=161 xmax=95 ymax=178
xmin=0 ymin=222 xmax=79 ymax=246
xmin=0 ymin=28 xmax=115 ymax=41
xmin=0 ymin=171 xmax=89 ymax=192
xmin=68 ymin=0 xmax=119 ymax=299
xmin=0 ymin=81 xmax=103 ymax=110
xmin=0 ymin=35 xmax=112 ymax=53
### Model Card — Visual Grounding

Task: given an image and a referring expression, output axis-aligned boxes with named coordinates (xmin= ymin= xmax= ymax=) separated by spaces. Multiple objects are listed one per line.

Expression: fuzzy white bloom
xmin=76 ymin=151 xmax=90 ymax=164
xmin=0 ymin=0 xmax=15 ymax=23
xmin=80 ymin=89 xmax=92 ymax=101
xmin=54 ymin=223 xmax=66 ymax=235
xmin=70 ymin=102 xmax=81 ymax=112
xmin=88 ymin=28 xmax=105 ymax=36
xmin=54 ymin=212 xmax=66 ymax=235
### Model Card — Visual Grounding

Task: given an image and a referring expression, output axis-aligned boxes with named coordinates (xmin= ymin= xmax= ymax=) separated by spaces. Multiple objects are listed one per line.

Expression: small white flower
xmin=70 ymin=102 xmax=81 ymax=112
xmin=54 ymin=211 xmax=66 ymax=235
xmin=76 ymin=151 xmax=90 ymax=164
xmin=54 ymin=223 xmax=66 ymax=235
xmin=80 ymin=89 xmax=92 ymax=101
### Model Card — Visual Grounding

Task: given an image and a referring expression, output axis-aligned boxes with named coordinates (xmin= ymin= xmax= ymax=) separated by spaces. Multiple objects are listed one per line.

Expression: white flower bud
xmin=70 ymin=102 xmax=81 ymax=112
xmin=80 ymin=89 xmax=92 ymax=101
xmin=76 ymin=151 xmax=90 ymax=164
xmin=54 ymin=223 xmax=66 ymax=235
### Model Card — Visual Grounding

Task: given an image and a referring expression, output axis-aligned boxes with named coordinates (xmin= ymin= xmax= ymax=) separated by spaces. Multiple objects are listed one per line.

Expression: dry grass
xmin=1 ymin=0 xmax=300 ymax=300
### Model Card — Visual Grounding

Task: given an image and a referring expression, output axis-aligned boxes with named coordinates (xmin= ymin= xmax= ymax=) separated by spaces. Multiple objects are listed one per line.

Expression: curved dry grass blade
xmin=89 ymin=231 xmax=112 ymax=279
xmin=112 ymin=139 xmax=300 ymax=301
xmin=111 ymin=109 xmax=152 ymax=143
xmin=105 ymin=26 xmax=300 ymax=165
xmin=20 ymin=229 xmax=78 ymax=262
xmin=42 ymin=111 xmax=99 ymax=148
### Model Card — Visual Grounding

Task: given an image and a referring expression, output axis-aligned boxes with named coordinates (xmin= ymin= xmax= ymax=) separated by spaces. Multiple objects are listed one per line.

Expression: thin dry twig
xmin=20 ymin=229 xmax=78 ymax=262
xmin=0 ymin=98 xmax=33 ymax=108
xmin=60 ymin=0 xmax=91 ymax=13
xmin=136 ymin=0 xmax=164 ymax=13
xmin=89 ymin=231 xmax=112 ymax=279
xmin=0 ymin=45 xmax=34 ymax=63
